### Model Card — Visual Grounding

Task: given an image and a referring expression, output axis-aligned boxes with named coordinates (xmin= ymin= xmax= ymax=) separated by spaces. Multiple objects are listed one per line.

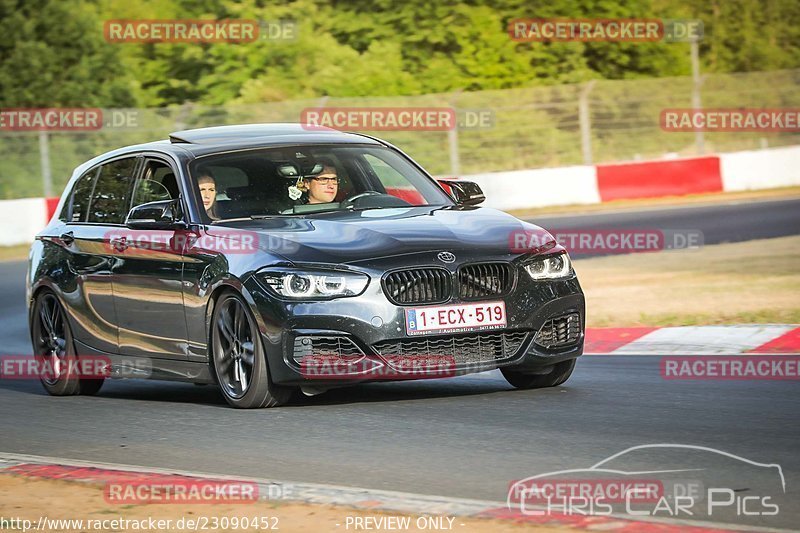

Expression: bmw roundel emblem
xmin=437 ymin=251 xmax=456 ymax=263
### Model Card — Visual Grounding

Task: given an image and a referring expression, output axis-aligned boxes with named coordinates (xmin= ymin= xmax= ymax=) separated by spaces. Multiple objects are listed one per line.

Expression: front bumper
xmin=245 ymin=259 xmax=585 ymax=386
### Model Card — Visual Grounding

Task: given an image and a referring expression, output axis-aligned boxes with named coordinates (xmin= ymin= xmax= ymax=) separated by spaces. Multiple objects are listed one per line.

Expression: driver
xmin=304 ymin=165 xmax=339 ymax=204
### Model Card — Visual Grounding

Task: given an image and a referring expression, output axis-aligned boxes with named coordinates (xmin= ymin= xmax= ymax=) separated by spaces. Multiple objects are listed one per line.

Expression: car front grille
xmin=458 ymin=263 xmax=513 ymax=299
xmin=372 ymin=330 xmax=528 ymax=366
xmin=382 ymin=267 xmax=451 ymax=305
xmin=534 ymin=313 xmax=581 ymax=349
xmin=383 ymin=263 xmax=514 ymax=305
xmin=292 ymin=336 xmax=365 ymax=363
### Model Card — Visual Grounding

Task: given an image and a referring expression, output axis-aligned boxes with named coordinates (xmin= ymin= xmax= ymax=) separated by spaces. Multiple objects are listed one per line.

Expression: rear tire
xmin=31 ymin=291 xmax=104 ymax=396
xmin=210 ymin=291 xmax=292 ymax=408
xmin=501 ymin=359 xmax=576 ymax=389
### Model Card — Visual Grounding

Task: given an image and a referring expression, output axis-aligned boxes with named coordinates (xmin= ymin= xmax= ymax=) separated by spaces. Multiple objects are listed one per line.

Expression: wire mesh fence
xmin=1 ymin=68 xmax=799 ymax=199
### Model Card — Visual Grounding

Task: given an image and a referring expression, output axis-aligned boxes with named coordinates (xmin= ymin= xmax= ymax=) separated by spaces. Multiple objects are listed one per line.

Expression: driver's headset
xmin=276 ymin=160 xmax=335 ymax=201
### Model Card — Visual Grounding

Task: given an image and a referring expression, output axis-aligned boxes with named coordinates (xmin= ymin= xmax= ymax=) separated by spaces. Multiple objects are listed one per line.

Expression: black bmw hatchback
xmin=27 ymin=124 xmax=585 ymax=408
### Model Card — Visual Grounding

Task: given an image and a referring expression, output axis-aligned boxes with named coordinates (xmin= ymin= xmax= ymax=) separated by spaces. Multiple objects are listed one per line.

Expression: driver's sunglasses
xmin=310 ymin=176 xmax=341 ymax=184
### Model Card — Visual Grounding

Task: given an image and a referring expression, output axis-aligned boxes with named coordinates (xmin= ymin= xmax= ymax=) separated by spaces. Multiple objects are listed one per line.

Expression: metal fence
xmin=1 ymin=69 xmax=799 ymax=199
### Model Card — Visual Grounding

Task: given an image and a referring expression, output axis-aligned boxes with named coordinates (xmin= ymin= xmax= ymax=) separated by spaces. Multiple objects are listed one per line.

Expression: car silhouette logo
xmin=437 ymin=251 xmax=456 ymax=263
xmin=506 ymin=443 xmax=786 ymax=517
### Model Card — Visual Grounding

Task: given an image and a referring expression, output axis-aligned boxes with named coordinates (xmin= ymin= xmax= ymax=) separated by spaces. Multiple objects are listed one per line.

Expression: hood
xmin=206 ymin=206 xmax=556 ymax=264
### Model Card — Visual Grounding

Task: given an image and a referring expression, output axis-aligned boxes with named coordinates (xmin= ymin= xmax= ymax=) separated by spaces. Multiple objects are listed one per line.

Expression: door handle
xmin=110 ymin=236 xmax=128 ymax=251
xmin=59 ymin=231 xmax=74 ymax=245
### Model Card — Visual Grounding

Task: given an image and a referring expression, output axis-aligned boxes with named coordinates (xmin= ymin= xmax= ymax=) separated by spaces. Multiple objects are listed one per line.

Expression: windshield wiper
xmin=347 ymin=206 xmax=389 ymax=212
xmin=210 ymin=217 xmax=250 ymax=224
xmin=291 ymin=207 xmax=344 ymax=216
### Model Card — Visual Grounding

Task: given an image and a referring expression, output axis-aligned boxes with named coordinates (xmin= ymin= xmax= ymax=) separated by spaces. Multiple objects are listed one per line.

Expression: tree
xmin=0 ymin=0 xmax=135 ymax=107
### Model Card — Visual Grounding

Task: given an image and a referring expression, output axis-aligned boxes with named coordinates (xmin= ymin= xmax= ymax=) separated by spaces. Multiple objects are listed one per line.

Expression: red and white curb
xmin=584 ymin=325 xmax=800 ymax=355
xmin=0 ymin=452 xmax=788 ymax=532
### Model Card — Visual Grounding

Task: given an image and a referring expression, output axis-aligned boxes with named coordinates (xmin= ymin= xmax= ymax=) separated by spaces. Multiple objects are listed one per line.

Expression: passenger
xmin=197 ymin=171 xmax=219 ymax=220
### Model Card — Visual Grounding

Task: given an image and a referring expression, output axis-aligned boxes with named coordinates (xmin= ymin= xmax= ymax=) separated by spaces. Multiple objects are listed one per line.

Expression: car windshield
xmin=189 ymin=145 xmax=453 ymax=222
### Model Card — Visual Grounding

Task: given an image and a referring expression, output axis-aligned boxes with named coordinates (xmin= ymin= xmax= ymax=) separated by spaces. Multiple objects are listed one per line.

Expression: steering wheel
xmin=341 ymin=190 xmax=384 ymax=208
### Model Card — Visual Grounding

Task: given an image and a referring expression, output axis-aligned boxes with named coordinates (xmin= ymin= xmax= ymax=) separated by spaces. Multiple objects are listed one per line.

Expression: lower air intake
xmin=372 ymin=331 xmax=528 ymax=366
xmin=292 ymin=336 xmax=365 ymax=364
xmin=534 ymin=313 xmax=581 ymax=349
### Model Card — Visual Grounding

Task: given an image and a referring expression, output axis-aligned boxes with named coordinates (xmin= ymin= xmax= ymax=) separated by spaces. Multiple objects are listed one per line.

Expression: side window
xmin=202 ymin=165 xmax=247 ymax=201
xmin=131 ymin=160 xmax=179 ymax=209
xmin=87 ymin=158 xmax=137 ymax=225
xmin=363 ymin=154 xmax=407 ymax=187
xmin=68 ymin=168 xmax=99 ymax=223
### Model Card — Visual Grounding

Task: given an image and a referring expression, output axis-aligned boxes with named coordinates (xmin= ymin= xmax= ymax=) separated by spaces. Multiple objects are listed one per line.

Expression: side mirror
xmin=437 ymin=179 xmax=485 ymax=206
xmin=125 ymin=199 xmax=186 ymax=230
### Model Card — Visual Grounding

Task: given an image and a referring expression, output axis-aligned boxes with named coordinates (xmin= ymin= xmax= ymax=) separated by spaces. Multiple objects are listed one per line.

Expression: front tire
xmin=31 ymin=291 xmax=104 ymax=396
xmin=501 ymin=359 xmax=576 ymax=389
xmin=210 ymin=291 xmax=291 ymax=408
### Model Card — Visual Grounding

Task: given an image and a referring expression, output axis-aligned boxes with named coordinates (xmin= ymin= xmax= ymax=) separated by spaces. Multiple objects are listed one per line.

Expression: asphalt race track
xmin=528 ymin=196 xmax=800 ymax=257
xmin=2 ymin=199 xmax=799 ymax=530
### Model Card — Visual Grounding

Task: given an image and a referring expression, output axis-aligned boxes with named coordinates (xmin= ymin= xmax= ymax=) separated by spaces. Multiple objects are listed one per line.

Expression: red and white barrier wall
xmin=0 ymin=198 xmax=52 ymax=247
xmin=1 ymin=145 xmax=799 ymax=246
xmin=467 ymin=144 xmax=800 ymax=211
xmin=720 ymin=145 xmax=800 ymax=191
xmin=462 ymin=165 xmax=601 ymax=210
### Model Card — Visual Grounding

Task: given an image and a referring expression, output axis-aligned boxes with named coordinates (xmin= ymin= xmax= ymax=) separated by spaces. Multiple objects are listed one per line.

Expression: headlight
xmin=260 ymin=268 xmax=369 ymax=299
xmin=524 ymin=252 xmax=572 ymax=280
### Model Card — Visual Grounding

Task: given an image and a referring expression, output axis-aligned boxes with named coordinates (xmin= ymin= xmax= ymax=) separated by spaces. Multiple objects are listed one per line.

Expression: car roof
xmin=75 ymin=124 xmax=383 ymax=173
xmin=167 ymin=123 xmax=382 ymax=157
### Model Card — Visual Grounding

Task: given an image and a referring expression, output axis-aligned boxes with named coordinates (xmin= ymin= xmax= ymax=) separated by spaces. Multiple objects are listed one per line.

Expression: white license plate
xmin=405 ymin=301 xmax=506 ymax=336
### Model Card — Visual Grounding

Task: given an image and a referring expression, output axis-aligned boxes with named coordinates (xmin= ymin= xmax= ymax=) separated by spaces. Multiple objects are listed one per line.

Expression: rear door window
xmin=68 ymin=168 xmax=100 ymax=223
xmin=131 ymin=160 xmax=179 ymax=208
xmin=87 ymin=158 xmax=138 ymax=225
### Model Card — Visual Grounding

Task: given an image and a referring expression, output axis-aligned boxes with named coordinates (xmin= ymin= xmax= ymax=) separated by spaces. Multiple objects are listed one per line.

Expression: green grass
xmin=0 ymin=244 xmax=30 ymax=262
xmin=576 ymin=235 xmax=800 ymax=327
